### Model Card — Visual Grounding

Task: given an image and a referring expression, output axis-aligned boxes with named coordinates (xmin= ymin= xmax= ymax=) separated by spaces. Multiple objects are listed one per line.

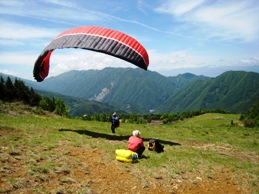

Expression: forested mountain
xmin=157 ymin=71 xmax=259 ymax=113
xmin=1 ymin=69 xmax=258 ymax=115
xmin=31 ymin=68 xmax=209 ymax=113
xmin=37 ymin=90 xmax=119 ymax=116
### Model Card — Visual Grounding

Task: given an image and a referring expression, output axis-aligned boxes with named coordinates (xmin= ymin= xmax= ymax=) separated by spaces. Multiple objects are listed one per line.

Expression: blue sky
xmin=1 ymin=0 xmax=259 ymax=80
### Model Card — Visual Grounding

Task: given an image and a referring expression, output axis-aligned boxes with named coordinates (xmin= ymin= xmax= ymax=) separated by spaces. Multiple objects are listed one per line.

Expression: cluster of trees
xmin=0 ymin=76 xmax=68 ymax=116
xmin=0 ymin=76 xmax=41 ymax=106
xmin=39 ymin=96 xmax=68 ymax=116
xmin=83 ymin=109 xmax=227 ymax=124
xmin=240 ymin=101 xmax=259 ymax=127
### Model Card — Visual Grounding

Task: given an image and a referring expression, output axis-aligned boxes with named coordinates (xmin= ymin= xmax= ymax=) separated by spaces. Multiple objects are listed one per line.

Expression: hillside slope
xmin=0 ymin=103 xmax=258 ymax=194
xmin=32 ymin=68 xmax=207 ymax=113
xmin=1 ymin=69 xmax=258 ymax=114
xmin=157 ymin=71 xmax=259 ymax=113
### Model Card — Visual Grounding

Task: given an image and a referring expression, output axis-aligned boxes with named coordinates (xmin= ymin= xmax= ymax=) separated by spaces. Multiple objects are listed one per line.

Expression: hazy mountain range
xmin=1 ymin=68 xmax=258 ymax=116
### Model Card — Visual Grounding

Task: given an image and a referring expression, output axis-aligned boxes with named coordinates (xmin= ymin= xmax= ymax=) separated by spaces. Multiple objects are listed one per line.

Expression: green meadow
xmin=0 ymin=103 xmax=258 ymax=193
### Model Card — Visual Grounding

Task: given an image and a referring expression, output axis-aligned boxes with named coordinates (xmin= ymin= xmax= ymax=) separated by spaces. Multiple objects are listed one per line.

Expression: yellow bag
xmin=116 ymin=156 xmax=134 ymax=163
xmin=115 ymin=149 xmax=138 ymax=163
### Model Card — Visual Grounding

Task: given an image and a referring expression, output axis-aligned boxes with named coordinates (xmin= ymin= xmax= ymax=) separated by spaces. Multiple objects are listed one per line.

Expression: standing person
xmin=111 ymin=112 xmax=119 ymax=133
xmin=128 ymin=130 xmax=145 ymax=158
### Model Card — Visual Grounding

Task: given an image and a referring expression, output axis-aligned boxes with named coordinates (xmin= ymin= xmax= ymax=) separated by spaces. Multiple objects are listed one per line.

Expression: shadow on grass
xmin=59 ymin=128 xmax=181 ymax=146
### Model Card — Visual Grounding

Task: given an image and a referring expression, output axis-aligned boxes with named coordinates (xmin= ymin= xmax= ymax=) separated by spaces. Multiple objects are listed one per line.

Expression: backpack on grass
xmin=148 ymin=139 xmax=164 ymax=153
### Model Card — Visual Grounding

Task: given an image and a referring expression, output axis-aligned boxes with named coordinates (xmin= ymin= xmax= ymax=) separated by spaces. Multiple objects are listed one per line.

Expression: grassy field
xmin=0 ymin=102 xmax=258 ymax=193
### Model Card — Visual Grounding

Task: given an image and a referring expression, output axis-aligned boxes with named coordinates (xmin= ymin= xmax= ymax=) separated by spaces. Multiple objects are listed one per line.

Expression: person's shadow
xmin=59 ymin=128 xmax=181 ymax=146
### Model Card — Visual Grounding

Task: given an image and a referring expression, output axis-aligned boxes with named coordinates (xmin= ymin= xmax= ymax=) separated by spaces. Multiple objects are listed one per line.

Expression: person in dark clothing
xmin=111 ymin=112 xmax=119 ymax=133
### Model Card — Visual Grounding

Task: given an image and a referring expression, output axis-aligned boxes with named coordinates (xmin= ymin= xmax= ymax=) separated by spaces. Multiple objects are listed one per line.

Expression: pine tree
xmin=5 ymin=77 xmax=14 ymax=102
xmin=29 ymin=88 xmax=42 ymax=106
xmin=0 ymin=77 xmax=5 ymax=101
xmin=14 ymin=78 xmax=30 ymax=103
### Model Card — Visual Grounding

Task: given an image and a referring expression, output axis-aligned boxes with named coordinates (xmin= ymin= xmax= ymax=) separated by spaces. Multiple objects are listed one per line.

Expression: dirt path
xmin=62 ymin=146 xmax=245 ymax=194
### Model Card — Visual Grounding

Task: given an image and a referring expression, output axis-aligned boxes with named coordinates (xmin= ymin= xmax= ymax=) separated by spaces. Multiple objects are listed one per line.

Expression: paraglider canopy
xmin=33 ymin=26 xmax=149 ymax=82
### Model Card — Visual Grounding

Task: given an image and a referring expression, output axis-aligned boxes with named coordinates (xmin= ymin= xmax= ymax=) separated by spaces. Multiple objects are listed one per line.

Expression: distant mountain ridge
xmin=1 ymin=68 xmax=258 ymax=115
xmin=157 ymin=71 xmax=259 ymax=113
xmin=30 ymin=68 xmax=209 ymax=113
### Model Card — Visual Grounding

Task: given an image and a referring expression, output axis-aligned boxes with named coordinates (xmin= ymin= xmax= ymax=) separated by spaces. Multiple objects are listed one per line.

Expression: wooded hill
xmin=1 ymin=68 xmax=258 ymax=115
xmin=25 ymin=68 xmax=209 ymax=114
xmin=157 ymin=71 xmax=259 ymax=113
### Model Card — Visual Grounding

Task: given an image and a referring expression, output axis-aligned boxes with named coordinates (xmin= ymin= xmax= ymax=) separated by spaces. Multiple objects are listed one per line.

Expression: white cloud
xmin=0 ymin=0 xmax=23 ymax=7
xmin=155 ymin=0 xmax=259 ymax=42
xmin=149 ymin=50 xmax=206 ymax=71
xmin=0 ymin=39 xmax=24 ymax=47
xmin=147 ymin=49 xmax=254 ymax=73
xmin=0 ymin=0 xmax=104 ymax=25
xmin=175 ymin=0 xmax=204 ymax=15
xmin=0 ymin=52 xmax=36 ymax=79
xmin=155 ymin=0 xmax=205 ymax=16
xmin=0 ymin=69 xmax=17 ymax=76
xmin=0 ymin=52 xmax=37 ymax=66
xmin=0 ymin=20 xmax=59 ymax=40
xmin=45 ymin=0 xmax=77 ymax=8
xmin=241 ymin=57 xmax=259 ymax=65
xmin=49 ymin=50 xmax=136 ymax=76
xmin=194 ymin=2 xmax=259 ymax=41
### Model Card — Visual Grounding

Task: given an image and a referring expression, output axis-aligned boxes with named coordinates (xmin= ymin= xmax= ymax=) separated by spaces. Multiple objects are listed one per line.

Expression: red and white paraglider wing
xmin=33 ymin=26 xmax=149 ymax=82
